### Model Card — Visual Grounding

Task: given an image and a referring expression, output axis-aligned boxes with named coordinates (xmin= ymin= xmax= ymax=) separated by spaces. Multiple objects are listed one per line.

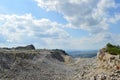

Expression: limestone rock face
xmin=91 ymin=48 xmax=120 ymax=80
xmin=97 ymin=48 xmax=120 ymax=70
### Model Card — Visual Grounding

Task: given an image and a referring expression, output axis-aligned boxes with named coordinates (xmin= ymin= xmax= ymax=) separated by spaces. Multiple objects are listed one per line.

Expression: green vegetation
xmin=106 ymin=43 xmax=120 ymax=55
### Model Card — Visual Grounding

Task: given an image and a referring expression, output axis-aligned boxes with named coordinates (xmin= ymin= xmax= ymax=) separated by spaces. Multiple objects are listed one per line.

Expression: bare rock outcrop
xmin=49 ymin=49 xmax=73 ymax=63
xmin=75 ymin=44 xmax=120 ymax=80
xmin=91 ymin=44 xmax=120 ymax=80
xmin=0 ymin=47 xmax=74 ymax=80
xmin=14 ymin=44 xmax=35 ymax=50
xmin=97 ymin=48 xmax=120 ymax=70
xmin=0 ymin=43 xmax=119 ymax=80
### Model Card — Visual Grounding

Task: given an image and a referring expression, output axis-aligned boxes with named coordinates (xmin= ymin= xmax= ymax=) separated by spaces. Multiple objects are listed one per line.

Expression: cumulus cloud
xmin=109 ymin=13 xmax=120 ymax=23
xmin=0 ymin=14 xmax=70 ymax=44
xmin=0 ymin=0 xmax=120 ymax=50
xmin=0 ymin=13 xmax=120 ymax=49
xmin=62 ymin=32 xmax=120 ymax=50
xmin=35 ymin=0 xmax=119 ymax=34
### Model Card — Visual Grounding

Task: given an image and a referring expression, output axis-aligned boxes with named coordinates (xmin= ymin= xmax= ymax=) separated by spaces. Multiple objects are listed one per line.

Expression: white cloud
xmin=34 ymin=0 xmax=120 ymax=50
xmin=61 ymin=32 xmax=120 ymax=50
xmin=0 ymin=13 xmax=120 ymax=49
xmin=35 ymin=0 xmax=118 ymax=34
xmin=109 ymin=13 xmax=120 ymax=23
xmin=0 ymin=14 xmax=70 ymax=44
xmin=0 ymin=0 xmax=120 ymax=50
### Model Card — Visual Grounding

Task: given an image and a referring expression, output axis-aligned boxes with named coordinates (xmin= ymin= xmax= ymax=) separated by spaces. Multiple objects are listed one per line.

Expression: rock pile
xmin=91 ymin=70 xmax=120 ymax=80
xmin=110 ymin=70 xmax=120 ymax=80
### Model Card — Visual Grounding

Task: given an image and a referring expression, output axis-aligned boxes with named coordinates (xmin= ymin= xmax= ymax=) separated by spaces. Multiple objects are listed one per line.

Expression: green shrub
xmin=106 ymin=43 xmax=120 ymax=55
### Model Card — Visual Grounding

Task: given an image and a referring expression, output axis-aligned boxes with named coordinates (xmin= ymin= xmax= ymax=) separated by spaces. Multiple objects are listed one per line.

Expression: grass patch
xmin=106 ymin=43 xmax=120 ymax=55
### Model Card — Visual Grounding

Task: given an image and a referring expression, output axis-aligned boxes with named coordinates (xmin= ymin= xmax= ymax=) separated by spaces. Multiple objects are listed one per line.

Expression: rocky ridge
xmin=0 ymin=44 xmax=119 ymax=80
xmin=0 ymin=45 xmax=74 ymax=80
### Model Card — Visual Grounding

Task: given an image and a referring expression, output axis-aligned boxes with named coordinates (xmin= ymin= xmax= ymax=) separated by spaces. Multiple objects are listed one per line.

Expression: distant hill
xmin=67 ymin=50 xmax=98 ymax=58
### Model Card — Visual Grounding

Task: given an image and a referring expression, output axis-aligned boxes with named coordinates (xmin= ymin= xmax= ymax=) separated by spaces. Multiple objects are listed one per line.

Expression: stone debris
xmin=0 ymin=45 xmax=119 ymax=80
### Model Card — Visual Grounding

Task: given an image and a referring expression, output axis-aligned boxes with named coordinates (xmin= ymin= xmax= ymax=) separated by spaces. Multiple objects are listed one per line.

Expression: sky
xmin=0 ymin=0 xmax=120 ymax=50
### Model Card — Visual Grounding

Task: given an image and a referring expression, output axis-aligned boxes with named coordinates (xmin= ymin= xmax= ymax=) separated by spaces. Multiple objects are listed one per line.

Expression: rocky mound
xmin=0 ymin=43 xmax=119 ymax=80
xmin=0 ymin=47 xmax=74 ymax=80
xmin=14 ymin=44 xmax=35 ymax=50
xmin=49 ymin=49 xmax=73 ymax=63
xmin=0 ymin=44 xmax=35 ymax=50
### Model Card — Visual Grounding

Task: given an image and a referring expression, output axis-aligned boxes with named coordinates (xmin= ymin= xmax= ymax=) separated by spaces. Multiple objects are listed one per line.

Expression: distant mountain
xmin=66 ymin=50 xmax=98 ymax=58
